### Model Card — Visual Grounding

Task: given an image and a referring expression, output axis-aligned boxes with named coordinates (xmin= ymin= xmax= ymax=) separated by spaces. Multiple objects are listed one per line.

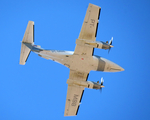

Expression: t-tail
xmin=19 ymin=21 xmax=34 ymax=65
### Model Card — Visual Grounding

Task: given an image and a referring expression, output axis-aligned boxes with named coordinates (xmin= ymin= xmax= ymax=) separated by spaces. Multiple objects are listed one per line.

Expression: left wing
xmin=74 ymin=3 xmax=101 ymax=56
xmin=78 ymin=3 xmax=100 ymax=41
xmin=64 ymin=70 xmax=89 ymax=116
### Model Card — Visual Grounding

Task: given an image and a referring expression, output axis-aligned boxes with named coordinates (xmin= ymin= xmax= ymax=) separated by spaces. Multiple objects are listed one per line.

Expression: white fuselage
xmin=33 ymin=48 xmax=124 ymax=73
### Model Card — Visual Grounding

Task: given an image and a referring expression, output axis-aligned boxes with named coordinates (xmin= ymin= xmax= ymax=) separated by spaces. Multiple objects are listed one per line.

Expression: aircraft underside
xmin=31 ymin=46 xmax=124 ymax=73
xmin=19 ymin=3 xmax=124 ymax=116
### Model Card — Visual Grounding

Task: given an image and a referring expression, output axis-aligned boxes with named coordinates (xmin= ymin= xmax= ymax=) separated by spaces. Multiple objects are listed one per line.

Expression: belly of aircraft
xmin=37 ymin=50 xmax=107 ymax=73
xmin=69 ymin=55 xmax=98 ymax=72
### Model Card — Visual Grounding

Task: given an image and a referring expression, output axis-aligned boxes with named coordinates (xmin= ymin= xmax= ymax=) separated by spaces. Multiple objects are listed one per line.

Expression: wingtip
xmin=28 ymin=21 xmax=34 ymax=25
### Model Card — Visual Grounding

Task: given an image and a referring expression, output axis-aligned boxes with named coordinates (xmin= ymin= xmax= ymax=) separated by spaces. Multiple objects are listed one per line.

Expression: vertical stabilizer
xmin=19 ymin=21 xmax=34 ymax=65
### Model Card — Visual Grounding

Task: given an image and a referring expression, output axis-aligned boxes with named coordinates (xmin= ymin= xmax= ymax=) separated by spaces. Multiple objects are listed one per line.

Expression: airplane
xmin=19 ymin=3 xmax=124 ymax=116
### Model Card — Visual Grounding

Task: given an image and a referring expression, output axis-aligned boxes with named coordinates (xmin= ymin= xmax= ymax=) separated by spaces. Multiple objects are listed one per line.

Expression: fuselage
xmin=31 ymin=44 xmax=124 ymax=73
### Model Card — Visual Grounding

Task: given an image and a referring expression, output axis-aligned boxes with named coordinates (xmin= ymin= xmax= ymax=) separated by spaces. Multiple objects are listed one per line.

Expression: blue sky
xmin=0 ymin=0 xmax=150 ymax=120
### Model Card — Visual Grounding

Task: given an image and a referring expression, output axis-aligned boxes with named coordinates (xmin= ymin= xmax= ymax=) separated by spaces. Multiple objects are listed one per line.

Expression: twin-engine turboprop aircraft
xmin=19 ymin=3 xmax=124 ymax=116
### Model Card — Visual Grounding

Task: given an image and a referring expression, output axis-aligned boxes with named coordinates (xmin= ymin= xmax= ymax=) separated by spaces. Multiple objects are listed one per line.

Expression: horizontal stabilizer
xmin=22 ymin=21 xmax=34 ymax=43
xmin=19 ymin=21 xmax=34 ymax=65
xmin=19 ymin=43 xmax=31 ymax=65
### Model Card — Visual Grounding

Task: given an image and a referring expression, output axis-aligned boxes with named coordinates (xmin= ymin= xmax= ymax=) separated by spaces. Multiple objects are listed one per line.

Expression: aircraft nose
xmin=110 ymin=64 xmax=124 ymax=72
xmin=120 ymin=67 xmax=124 ymax=71
xmin=97 ymin=57 xmax=124 ymax=72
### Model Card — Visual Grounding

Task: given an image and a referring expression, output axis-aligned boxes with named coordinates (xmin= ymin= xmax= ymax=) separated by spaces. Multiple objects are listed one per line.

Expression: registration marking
xmin=71 ymin=94 xmax=78 ymax=106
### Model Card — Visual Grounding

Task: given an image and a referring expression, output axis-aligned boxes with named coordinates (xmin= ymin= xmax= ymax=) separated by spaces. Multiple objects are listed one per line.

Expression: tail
xmin=19 ymin=21 xmax=34 ymax=65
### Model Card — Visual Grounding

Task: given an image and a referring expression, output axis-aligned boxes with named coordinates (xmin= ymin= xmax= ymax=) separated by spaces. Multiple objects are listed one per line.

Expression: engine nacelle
xmin=67 ymin=79 xmax=104 ymax=90
xmin=87 ymin=81 xmax=103 ymax=89
xmin=76 ymin=39 xmax=113 ymax=50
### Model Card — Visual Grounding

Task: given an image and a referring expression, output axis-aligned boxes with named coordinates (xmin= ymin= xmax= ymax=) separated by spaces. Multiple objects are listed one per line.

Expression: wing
xmin=64 ymin=70 xmax=89 ymax=116
xmin=74 ymin=3 xmax=101 ymax=56
xmin=64 ymin=85 xmax=84 ymax=116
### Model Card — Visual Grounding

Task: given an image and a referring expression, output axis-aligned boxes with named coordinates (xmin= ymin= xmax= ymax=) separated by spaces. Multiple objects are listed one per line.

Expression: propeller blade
xmin=108 ymin=37 xmax=113 ymax=54
xmin=109 ymin=37 xmax=113 ymax=45
xmin=108 ymin=47 xmax=111 ymax=54
xmin=101 ymin=77 xmax=104 ymax=85
xmin=100 ymin=88 xmax=102 ymax=93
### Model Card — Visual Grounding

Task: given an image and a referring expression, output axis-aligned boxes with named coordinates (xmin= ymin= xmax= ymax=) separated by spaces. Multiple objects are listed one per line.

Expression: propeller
xmin=108 ymin=37 xmax=113 ymax=54
xmin=101 ymin=77 xmax=104 ymax=85
xmin=98 ymin=77 xmax=104 ymax=93
xmin=100 ymin=87 xmax=103 ymax=93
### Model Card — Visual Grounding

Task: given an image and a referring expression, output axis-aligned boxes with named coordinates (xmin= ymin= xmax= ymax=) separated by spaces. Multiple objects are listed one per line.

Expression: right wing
xmin=74 ymin=3 xmax=101 ymax=56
